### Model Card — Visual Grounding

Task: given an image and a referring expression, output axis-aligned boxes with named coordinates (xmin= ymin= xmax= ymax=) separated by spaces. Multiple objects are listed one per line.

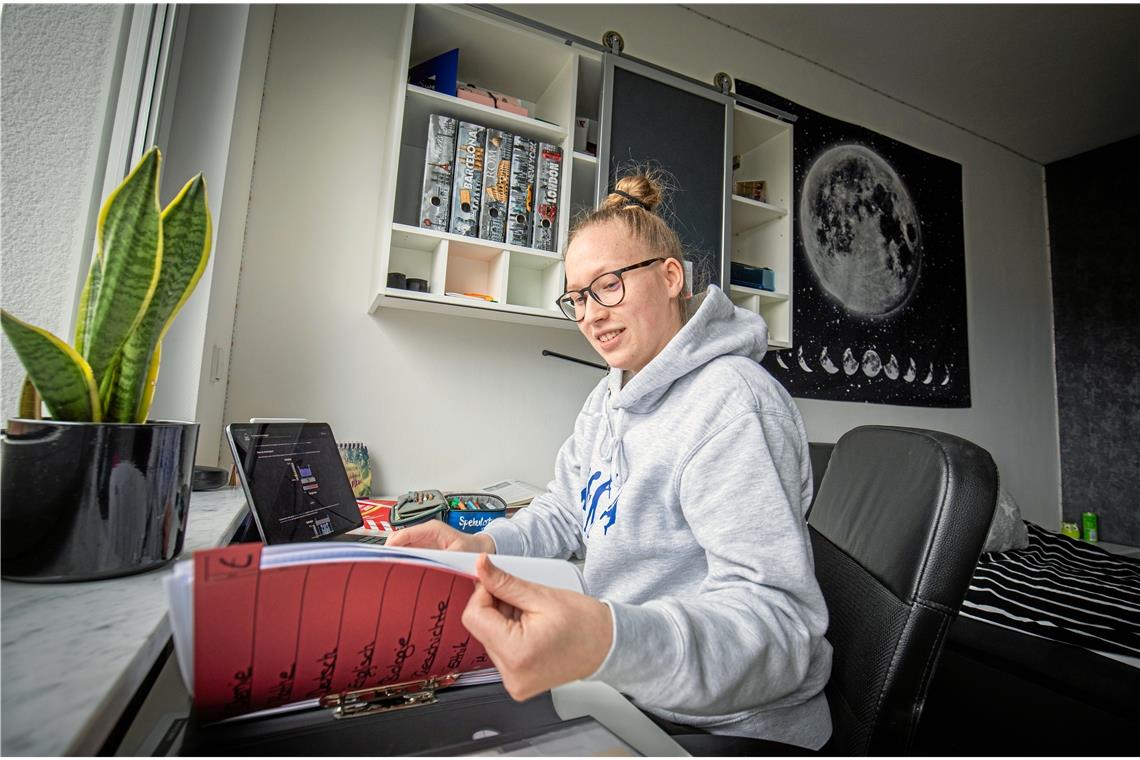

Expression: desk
xmin=1 ymin=488 xmax=686 ymax=756
xmin=0 ymin=487 xmax=248 ymax=756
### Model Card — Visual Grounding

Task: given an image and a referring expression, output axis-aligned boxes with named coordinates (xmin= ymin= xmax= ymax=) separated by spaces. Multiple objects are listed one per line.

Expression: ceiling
xmin=687 ymin=4 xmax=1140 ymax=164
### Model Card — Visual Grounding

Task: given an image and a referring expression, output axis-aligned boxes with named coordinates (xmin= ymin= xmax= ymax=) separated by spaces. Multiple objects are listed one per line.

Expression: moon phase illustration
xmin=841 ymin=348 xmax=858 ymax=375
xmin=776 ymin=352 xmax=789 ymax=369
xmin=800 ymin=144 xmax=923 ymax=317
xmin=861 ymin=350 xmax=883 ymax=377
xmin=884 ymin=354 xmax=900 ymax=380
xmin=820 ymin=347 xmax=839 ymax=374
xmin=903 ymin=357 xmax=917 ymax=382
xmin=941 ymin=366 xmax=951 ymax=386
xmin=797 ymin=346 xmax=813 ymax=372
xmin=922 ymin=363 xmax=934 ymax=384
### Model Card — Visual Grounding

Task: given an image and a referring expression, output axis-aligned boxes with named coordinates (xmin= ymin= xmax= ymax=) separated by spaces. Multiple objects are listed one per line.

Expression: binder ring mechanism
xmin=320 ymin=674 xmax=461 ymax=719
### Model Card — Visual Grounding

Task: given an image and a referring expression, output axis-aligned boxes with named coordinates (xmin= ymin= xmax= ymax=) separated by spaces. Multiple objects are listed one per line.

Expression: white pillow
xmin=983 ymin=486 xmax=1029 ymax=553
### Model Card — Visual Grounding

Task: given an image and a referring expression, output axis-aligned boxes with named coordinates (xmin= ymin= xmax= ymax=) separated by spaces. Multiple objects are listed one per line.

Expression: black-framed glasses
xmin=555 ymin=257 xmax=665 ymax=321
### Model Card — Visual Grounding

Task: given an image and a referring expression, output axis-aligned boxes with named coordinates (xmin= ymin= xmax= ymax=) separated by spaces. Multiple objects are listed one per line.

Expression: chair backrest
xmin=807 ymin=426 xmax=998 ymax=755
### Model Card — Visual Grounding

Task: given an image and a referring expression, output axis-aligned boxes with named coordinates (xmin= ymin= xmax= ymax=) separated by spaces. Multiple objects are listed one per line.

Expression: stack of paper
xmin=165 ymin=543 xmax=584 ymax=723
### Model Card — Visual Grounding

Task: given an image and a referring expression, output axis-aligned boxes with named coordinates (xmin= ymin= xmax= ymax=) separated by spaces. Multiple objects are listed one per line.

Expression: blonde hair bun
xmin=603 ymin=173 xmax=664 ymax=213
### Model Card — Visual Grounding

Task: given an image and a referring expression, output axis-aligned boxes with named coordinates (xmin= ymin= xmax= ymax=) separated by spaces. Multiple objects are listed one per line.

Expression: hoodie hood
xmin=607 ymin=285 xmax=769 ymax=412
xmin=597 ymin=285 xmax=769 ymax=492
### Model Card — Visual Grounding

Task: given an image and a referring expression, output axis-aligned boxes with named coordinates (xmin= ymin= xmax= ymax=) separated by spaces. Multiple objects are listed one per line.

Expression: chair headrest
xmin=808 ymin=426 xmax=997 ymax=606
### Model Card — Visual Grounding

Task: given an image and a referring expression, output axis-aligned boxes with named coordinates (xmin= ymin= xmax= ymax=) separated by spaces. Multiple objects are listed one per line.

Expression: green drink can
xmin=1081 ymin=511 xmax=1099 ymax=543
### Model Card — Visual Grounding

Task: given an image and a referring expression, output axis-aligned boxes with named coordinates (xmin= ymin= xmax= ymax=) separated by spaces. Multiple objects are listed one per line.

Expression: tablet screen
xmin=227 ymin=422 xmax=362 ymax=544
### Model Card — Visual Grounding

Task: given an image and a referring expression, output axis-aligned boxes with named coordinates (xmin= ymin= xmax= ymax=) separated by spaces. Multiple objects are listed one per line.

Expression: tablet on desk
xmin=419 ymin=716 xmax=641 ymax=757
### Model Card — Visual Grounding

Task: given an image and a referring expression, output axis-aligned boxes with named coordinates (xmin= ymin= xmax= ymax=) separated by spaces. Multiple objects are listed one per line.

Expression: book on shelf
xmin=407 ymin=48 xmax=459 ymax=97
xmin=337 ymin=441 xmax=372 ymax=498
xmin=419 ymin=114 xmax=457 ymax=231
xmin=479 ymin=128 xmax=514 ymax=243
xmin=506 ymin=135 xmax=538 ymax=249
xmin=532 ymin=143 xmax=563 ymax=252
xmin=449 ymin=121 xmax=486 ymax=237
xmin=165 ymin=542 xmax=586 ymax=723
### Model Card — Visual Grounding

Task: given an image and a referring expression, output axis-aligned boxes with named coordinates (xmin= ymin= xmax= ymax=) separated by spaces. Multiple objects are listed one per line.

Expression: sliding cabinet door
xmin=599 ymin=57 xmax=732 ymax=295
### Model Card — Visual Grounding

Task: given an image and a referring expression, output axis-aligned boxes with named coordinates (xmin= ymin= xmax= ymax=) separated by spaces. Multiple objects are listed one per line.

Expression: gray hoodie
xmin=481 ymin=285 xmax=833 ymax=749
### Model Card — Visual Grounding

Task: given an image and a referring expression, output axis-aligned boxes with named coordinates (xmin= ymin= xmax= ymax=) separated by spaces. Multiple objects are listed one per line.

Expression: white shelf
xmin=572 ymin=151 xmax=598 ymax=164
xmin=376 ymin=287 xmax=577 ymax=330
xmin=731 ymin=194 xmax=787 ymax=233
xmin=391 ymin=222 xmax=562 ymax=261
xmin=402 ymin=84 xmax=566 ymax=146
xmin=730 ymin=284 xmax=788 ymax=302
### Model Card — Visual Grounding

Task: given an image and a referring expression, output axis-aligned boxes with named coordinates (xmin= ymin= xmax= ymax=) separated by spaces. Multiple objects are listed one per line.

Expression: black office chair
xmin=673 ymin=425 xmax=998 ymax=756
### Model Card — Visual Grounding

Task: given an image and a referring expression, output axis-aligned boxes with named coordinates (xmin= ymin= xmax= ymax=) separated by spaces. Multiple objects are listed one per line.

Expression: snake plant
xmin=2 ymin=148 xmax=211 ymax=423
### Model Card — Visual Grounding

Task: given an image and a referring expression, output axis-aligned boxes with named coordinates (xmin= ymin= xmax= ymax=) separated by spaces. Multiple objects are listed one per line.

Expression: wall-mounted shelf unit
xmin=371 ymin=5 xmax=795 ymax=348
xmin=729 ymin=104 xmax=794 ymax=348
xmin=372 ymin=4 xmax=600 ymax=329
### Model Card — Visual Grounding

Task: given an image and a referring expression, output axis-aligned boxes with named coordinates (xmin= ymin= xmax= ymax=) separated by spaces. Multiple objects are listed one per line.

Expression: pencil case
xmin=442 ymin=493 xmax=508 ymax=534
xmin=390 ymin=490 xmax=507 ymax=532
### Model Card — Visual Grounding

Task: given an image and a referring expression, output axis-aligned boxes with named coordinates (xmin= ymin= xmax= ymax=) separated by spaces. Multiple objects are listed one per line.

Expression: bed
xmin=808 ymin=442 xmax=1140 ymax=754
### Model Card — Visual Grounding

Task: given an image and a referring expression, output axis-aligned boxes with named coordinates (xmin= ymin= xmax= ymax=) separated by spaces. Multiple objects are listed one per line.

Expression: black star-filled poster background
xmin=737 ymin=80 xmax=971 ymax=407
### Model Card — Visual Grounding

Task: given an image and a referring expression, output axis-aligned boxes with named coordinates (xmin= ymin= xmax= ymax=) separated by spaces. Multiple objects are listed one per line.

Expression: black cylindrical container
xmin=1 ymin=419 xmax=199 ymax=582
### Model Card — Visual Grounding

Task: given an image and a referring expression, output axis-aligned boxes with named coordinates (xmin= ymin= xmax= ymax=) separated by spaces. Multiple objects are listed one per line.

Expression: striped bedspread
xmin=960 ymin=522 xmax=1140 ymax=667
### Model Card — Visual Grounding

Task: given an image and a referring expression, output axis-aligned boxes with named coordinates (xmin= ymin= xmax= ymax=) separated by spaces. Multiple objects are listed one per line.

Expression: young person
xmin=387 ymin=172 xmax=833 ymax=749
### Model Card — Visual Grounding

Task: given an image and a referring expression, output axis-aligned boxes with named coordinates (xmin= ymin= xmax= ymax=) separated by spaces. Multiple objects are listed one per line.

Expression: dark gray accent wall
xmin=1046 ymin=135 xmax=1140 ymax=546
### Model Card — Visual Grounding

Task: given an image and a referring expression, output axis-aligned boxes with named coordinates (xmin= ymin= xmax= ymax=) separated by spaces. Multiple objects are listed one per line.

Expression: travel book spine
xmin=478 ymin=128 xmax=513 ymax=243
xmin=506 ymin=135 xmax=538 ymax=248
xmin=418 ymin=114 xmax=457 ymax=231
xmin=449 ymin=121 xmax=486 ymax=237
xmin=531 ymin=143 xmax=563 ymax=252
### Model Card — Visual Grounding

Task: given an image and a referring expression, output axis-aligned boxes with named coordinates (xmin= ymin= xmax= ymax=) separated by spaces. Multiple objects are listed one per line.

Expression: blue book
xmin=408 ymin=48 xmax=459 ymax=96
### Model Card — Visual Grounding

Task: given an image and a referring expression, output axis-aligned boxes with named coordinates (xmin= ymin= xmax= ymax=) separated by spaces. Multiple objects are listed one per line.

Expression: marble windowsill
xmin=0 ymin=487 xmax=248 ymax=757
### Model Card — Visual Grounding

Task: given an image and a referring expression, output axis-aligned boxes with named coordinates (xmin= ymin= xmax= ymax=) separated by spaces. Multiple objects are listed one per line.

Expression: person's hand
xmin=462 ymin=554 xmax=613 ymax=701
xmin=385 ymin=520 xmax=495 ymax=553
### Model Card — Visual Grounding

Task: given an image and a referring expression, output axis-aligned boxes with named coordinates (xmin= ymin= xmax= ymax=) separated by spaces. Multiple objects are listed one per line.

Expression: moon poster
xmin=737 ymin=80 xmax=970 ymax=408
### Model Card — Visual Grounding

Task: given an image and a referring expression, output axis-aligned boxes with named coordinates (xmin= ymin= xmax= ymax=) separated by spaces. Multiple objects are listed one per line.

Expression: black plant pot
xmin=1 ymin=418 xmax=199 ymax=582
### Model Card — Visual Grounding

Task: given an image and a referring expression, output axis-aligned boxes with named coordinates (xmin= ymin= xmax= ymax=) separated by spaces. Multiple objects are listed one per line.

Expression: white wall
xmin=515 ymin=4 xmax=1060 ymax=527
xmin=225 ymin=4 xmax=1060 ymax=527
xmin=0 ymin=5 xmax=126 ymax=418
xmin=222 ymin=5 xmax=601 ymax=493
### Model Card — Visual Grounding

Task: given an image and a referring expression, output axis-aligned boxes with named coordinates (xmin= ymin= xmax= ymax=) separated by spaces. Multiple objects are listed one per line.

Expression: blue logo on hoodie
xmin=581 ymin=470 xmax=618 ymax=537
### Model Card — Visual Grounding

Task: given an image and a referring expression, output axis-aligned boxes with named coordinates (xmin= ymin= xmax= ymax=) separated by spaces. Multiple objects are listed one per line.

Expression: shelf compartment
xmin=731 ymin=194 xmax=787 ymax=233
xmin=733 ymin=105 xmax=790 ymax=155
xmin=735 ymin=129 xmax=792 ymax=211
xmin=732 ymin=224 xmax=789 ymax=273
xmin=388 ymin=226 xmax=448 ymax=294
xmin=506 ymin=250 xmax=564 ymax=312
xmin=409 ymin=4 xmax=574 ymax=130
xmin=445 ymin=239 xmax=509 ymax=303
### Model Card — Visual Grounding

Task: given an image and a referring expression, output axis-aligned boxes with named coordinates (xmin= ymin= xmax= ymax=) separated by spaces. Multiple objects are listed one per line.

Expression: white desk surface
xmin=0 ymin=487 xmax=248 ymax=756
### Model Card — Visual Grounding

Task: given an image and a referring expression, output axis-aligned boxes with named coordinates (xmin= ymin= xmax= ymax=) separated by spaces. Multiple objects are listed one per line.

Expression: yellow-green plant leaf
xmin=106 ymin=174 xmax=212 ymax=423
xmin=81 ymin=147 xmax=163 ymax=386
xmin=1 ymin=310 xmax=101 ymax=422
xmin=135 ymin=341 xmax=162 ymax=424
xmin=19 ymin=377 xmax=42 ymax=420
xmin=74 ymin=258 xmax=101 ymax=354
xmin=99 ymin=351 xmax=123 ymax=414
